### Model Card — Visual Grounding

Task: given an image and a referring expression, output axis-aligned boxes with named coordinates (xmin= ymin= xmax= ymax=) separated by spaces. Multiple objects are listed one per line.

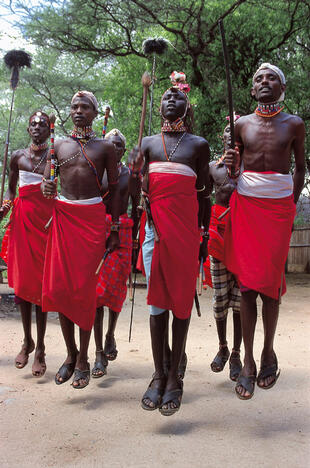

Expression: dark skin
xmin=132 ymin=88 xmax=211 ymax=411
xmin=225 ymin=68 xmax=306 ymax=397
xmin=209 ymin=125 xmax=242 ymax=372
xmin=42 ymin=96 xmax=121 ymax=388
xmin=93 ymin=134 xmax=141 ymax=375
xmin=0 ymin=115 xmax=50 ymax=377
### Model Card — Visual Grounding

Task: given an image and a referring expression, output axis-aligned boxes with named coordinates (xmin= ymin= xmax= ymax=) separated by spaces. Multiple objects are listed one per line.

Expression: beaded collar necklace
xmin=30 ymin=142 xmax=48 ymax=152
xmin=255 ymin=102 xmax=284 ymax=118
xmin=71 ymin=126 xmax=96 ymax=141
xmin=161 ymin=118 xmax=187 ymax=133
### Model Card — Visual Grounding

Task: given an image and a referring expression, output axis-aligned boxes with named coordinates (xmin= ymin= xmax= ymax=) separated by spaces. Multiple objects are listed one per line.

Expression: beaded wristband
xmin=110 ymin=223 xmax=120 ymax=232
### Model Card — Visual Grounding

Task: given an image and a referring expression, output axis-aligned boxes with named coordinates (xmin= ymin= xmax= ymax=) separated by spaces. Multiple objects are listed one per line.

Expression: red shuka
xmin=96 ymin=214 xmax=133 ymax=312
xmin=4 ymin=184 xmax=54 ymax=305
xmin=42 ymin=199 xmax=106 ymax=330
xmin=224 ymin=191 xmax=296 ymax=299
xmin=147 ymin=170 xmax=200 ymax=319
xmin=203 ymin=204 xmax=228 ymax=288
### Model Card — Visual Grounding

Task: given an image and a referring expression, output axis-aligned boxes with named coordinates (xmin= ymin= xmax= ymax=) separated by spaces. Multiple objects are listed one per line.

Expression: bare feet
xmin=32 ymin=348 xmax=46 ymax=377
xmin=15 ymin=339 xmax=35 ymax=369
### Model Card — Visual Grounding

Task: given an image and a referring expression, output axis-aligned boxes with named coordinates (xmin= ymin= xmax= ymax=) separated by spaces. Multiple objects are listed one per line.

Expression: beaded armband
xmin=132 ymin=239 xmax=139 ymax=249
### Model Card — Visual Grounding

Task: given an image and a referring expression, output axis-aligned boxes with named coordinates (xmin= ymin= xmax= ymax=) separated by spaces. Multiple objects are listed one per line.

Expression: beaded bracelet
xmin=110 ymin=222 xmax=120 ymax=232
xmin=1 ymin=199 xmax=13 ymax=215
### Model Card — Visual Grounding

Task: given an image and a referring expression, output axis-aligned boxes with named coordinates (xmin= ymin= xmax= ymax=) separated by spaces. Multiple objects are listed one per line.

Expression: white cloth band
xmin=19 ymin=170 xmax=43 ymax=187
xmin=57 ymin=194 xmax=102 ymax=205
xmin=149 ymin=161 xmax=196 ymax=178
xmin=237 ymin=171 xmax=293 ymax=199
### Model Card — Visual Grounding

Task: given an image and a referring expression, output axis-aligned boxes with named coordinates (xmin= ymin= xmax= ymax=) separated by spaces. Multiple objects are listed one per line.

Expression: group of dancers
xmin=0 ymin=62 xmax=305 ymax=416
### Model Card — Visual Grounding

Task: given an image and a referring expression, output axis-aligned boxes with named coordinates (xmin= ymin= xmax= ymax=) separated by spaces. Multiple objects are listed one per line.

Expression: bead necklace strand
xmin=57 ymin=137 xmax=95 ymax=168
xmin=30 ymin=148 xmax=48 ymax=173
xmin=161 ymin=132 xmax=186 ymax=161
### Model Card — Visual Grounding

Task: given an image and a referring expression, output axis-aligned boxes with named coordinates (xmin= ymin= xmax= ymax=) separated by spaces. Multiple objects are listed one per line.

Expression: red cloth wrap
xmin=208 ymin=204 xmax=228 ymax=262
xmin=136 ymin=211 xmax=146 ymax=274
xmin=4 ymin=184 xmax=54 ymax=305
xmin=96 ymin=214 xmax=133 ymax=312
xmin=224 ymin=191 xmax=296 ymax=299
xmin=147 ymin=171 xmax=200 ymax=319
xmin=203 ymin=204 xmax=228 ymax=288
xmin=42 ymin=199 xmax=106 ymax=330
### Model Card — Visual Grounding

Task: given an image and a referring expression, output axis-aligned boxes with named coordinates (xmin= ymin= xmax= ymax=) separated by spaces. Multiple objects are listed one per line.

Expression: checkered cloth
xmin=209 ymin=255 xmax=241 ymax=320
xmin=96 ymin=214 xmax=133 ymax=312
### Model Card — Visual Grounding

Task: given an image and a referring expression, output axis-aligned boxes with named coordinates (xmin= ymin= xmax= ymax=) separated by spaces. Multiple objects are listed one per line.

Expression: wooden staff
xmin=142 ymin=38 xmax=168 ymax=135
xmin=218 ymin=206 xmax=231 ymax=220
xmin=95 ymin=248 xmax=111 ymax=276
xmin=129 ymin=72 xmax=152 ymax=342
xmin=44 ymin=114 xmax=56 ymax=230
xmin=218 ymin=20 xmax=235 ymax=176
xmin=1 ymin=50 xmax=31 ymax=205
xmin=138 ymin=72 xmax=152 ymax=149
xmin=194 ymin=291 xmax=201 ymax=317
xmin=198 ymin=257 xmax=204 ymax=296
xmin=102 ymin=106 xmax=111 ymax=139
xmin=49 ymin=114 xmax=56 ymax=180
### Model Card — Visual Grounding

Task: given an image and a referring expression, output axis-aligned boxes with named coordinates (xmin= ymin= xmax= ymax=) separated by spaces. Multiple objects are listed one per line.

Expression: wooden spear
xmin=1 ymin=50 xmax=31 ymax=205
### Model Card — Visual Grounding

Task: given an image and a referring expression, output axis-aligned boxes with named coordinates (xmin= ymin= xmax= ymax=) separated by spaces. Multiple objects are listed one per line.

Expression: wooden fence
xmin=287 ymin=226 xmax=310 ymax=273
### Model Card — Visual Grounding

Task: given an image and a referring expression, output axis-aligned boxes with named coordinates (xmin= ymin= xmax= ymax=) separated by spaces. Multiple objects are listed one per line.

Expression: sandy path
xmin=0 ymin=274 xmax=309 ymax=468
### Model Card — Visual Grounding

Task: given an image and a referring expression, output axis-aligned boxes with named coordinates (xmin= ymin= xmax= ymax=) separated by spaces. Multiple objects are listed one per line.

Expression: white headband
xmin=253 ymin=63 xmax=286 ymax=102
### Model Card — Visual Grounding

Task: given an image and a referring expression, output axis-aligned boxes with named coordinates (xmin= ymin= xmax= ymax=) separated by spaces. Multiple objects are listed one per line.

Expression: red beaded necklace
xmin=255 ymin=102 xmax=284 ymax=118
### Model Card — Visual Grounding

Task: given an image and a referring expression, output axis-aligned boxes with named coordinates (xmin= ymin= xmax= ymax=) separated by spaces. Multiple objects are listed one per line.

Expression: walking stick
xmin=129 ymin=72 xmax=152 ymax=342
xmin=49 ymin=114 xmax=56 ymax=181
xmin=44 ymin=114 xmax=56 ymax=230
xmin=142 ymin=38 xmax=168 ymax=135
xmin=194 ymin=290 xmax=201 ymax=317
xmin=95 ymin=248 xmax=111 ymax=275
xmin=218 ymin=20 xmax=235 ymax=176
xmin=1 ymin=50 xmax=31 ymax=205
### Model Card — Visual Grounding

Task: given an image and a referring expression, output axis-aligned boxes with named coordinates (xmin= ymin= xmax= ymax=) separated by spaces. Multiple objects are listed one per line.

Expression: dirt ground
xmin=0 ymin=274 xmax=309 ymax=468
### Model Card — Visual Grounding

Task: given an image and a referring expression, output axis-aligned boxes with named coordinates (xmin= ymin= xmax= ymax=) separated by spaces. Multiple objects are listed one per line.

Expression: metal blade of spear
xmin=1 ymin=50 xmax=31 ymax=205
xmin=128 ymin=71 xmax=152 ymax=343
xmin=218 ymin=20 xmax=235 ymax=176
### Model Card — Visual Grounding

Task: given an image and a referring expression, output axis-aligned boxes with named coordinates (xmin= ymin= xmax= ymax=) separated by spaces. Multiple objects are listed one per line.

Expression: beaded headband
xmin=28 ymin=111 xmax=50 ymax=126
